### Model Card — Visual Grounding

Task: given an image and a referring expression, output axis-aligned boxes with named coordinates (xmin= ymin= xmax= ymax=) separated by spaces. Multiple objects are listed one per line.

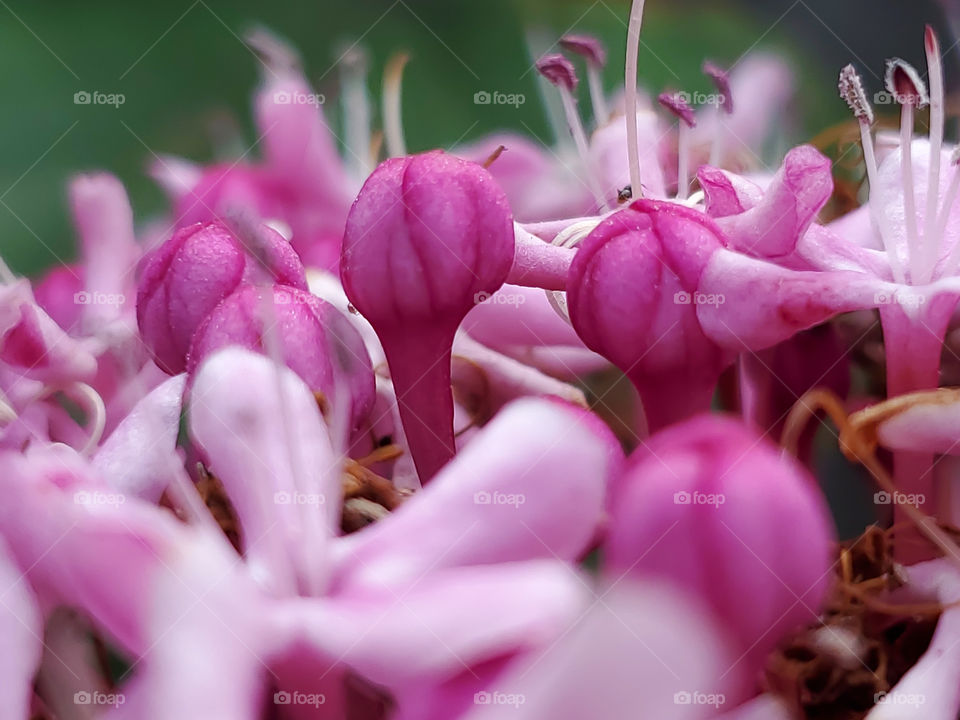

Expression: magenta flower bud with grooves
xmin=136 ymin=220 xmax=307 ymax=374
xmin=567 ymin=200 xmax=731 ymax=432
xmin=341 ymin=150 xmax=514 ymax=481
xmin=187 ymin=284 xmax=375 ymax=433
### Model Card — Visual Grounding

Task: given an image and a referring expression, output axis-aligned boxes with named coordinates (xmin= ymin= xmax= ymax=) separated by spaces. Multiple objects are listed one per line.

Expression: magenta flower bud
xmin=603 ymin=415 xmax=835 ymax=690
xmin=187 ymin=284 xmax=375 ymax=433
xmin=567 ymin=200 xmax=730 ymax=432
xmin=341 ymin=150 xmax=514 ymax=481
xmin=136 ymin=220 xmax=307 ymax=374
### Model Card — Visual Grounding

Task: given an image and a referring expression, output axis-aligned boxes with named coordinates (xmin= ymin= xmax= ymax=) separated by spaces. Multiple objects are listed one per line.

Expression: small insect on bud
xmin=885 ymin=58 xmax=930 ymax=107
xmin=536 ymin=53 xmax=578 ymax=92
xmin=702 ymin=61 xmax=733 ymax=115
xmin=617 ymin=185 xmax=633 ymax=203
xmin=838 ymin=64 xmax=875 ymax=124
xmin=559 ymin=34 xmax=607 ymax=68
xmin=657 ymin=91 xmax=696 ymax=128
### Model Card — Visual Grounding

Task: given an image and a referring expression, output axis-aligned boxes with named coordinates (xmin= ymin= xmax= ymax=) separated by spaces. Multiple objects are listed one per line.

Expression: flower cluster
xmin=4 ymin=4 xmax=960 ymax=720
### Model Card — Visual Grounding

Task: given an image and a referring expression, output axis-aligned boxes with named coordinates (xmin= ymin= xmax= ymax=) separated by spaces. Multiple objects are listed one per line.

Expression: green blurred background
xmin=0 ymin=0 xmax=951 ymax=276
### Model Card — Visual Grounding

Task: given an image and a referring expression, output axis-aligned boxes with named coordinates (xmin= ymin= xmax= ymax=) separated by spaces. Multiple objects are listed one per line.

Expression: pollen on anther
xmin=838 ymin=64 xmax=874 ymax=124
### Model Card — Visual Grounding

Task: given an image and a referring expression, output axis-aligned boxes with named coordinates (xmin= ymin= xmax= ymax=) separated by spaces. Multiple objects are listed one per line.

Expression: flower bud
xmin=603 ymin=414 xmax=834 ymax=688
xmin=136 ymin=220 xmax=307 ymax=374
xmin=340 ymin=150 xmax=514 ymax=481
xmin=567 ymin=200 xmax=730 ymax=431
xmin=187 ymin=284 xmax=375 ymax=433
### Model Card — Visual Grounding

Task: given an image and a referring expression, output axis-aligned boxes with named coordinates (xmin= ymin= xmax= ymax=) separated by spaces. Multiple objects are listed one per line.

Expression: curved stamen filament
xmin=782 ymin=389 xmax=960 ymax=571
xmin=556 ymin=87 xmax=609 ymax=210
xmin=931 ymin=154 xmax=960 ymax=277
xmin=586 ymin=64 xmax=609 ymax=127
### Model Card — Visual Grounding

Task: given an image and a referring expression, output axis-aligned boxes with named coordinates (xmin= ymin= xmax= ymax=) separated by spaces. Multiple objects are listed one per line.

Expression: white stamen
xmin=383 ymin=52 xmax=409 ymax=158
xmin=545 ymin=217 xmax=606 ymax=324
xmin=0 ymin=254 xmax=15 ymax=284
xmin=839 ymin=64 xmax=905 ymax=282
xmin=44 ymin=382 xmax=106 ymax=457
xmin=339 ymin=46 xmax=374 ymax=182
xmin=556 ymin=87 xmax=610 ymax=211
xmin=708 ymin=115 xmax=726 ymax=168
xmin=861 ymin=120 xmax=906 ymax=283
xmin=586 ymin=65 xmax=609 ymax=127
xmin=624 ymin=0 xmax=647 ymax=196
xmin=900 ymin=103 xmax=923 ymax=282
xmin=920 ymin=27 xmax=945 ymax=284
xmin=932 ymin=154 xmax=960 ymax=277
xmin=677 ymin=122 xmax=691 ymax=200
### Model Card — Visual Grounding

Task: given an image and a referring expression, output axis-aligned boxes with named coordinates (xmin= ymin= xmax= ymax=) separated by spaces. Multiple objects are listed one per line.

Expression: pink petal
xmin=331 ymin=398 xmax=619 ymax=590
xmin=0 ymin=537 xmax=41 ymax=720
xmin=93 ymin=373 xmax=187 ymax=501
xmin=189 ymin=348 xmax=339 ymax=596
xmin=462 ymin=581 xmax=738 ymax=720
xmin=273 ymin=561 xmax=585 ymax=689
xmin=714 ymin=145 xmax=833 ymax=258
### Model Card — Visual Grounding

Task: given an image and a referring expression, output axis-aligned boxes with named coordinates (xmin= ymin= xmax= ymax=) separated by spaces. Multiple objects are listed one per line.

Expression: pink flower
xmin=567 ymin=199 xmax=733 ymax=431
xmin=187 ymin=284 xmax=376 ymax=434
xmin=136 ymin=220 xmax=306 ymax=374
xmin=341 ymin=151 xmax=515 ymax=481
xmin=603 ymin=414 xmax=835 ymax=687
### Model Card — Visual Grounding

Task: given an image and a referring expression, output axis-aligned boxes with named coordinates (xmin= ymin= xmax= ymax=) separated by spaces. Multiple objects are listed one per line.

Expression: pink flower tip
xmin=536 ymin=53 xmax=579 ymax=92
xmin=657 ymin=91 xmax=697 ymax=128
xmin=559 ymin=34 xmax=607 ymax=67
xmin=702 ymin=61 xmax=733 ymax=114
xmin=136 ymin=220 xmax=306 ymax=374
xmin=885 ymin=58 xmax=929 ymax=107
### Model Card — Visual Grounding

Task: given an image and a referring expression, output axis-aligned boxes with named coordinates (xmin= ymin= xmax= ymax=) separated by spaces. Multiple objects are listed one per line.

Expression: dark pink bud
xmin=567 ymin=200 xmax=730 ymax=432
xmin=604 ymin=415 xmax=834 ymax=688
xmin=657 ymin=91 xmax=697 ymax=128
xmin=341 ymin=150 xmax=514 ymax=481
xmin=136 ymin=220 xmax=306 ymax=374
xmin=559 ymin=34 xmax=606 ymax=67
xmin=187 ymin=284 xmax=375 ymax=433
xmin=536 ymin=54 xmax=578 ymax=92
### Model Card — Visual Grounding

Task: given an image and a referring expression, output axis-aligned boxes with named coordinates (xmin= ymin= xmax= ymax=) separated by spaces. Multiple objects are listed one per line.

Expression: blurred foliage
xmin=0 ymin=0 xmax=835 ymax=275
